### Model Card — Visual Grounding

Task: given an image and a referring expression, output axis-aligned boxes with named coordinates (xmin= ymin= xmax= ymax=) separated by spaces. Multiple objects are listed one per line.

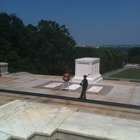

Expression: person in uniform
xmin=79 ymin=75 xmax=88 ymax=100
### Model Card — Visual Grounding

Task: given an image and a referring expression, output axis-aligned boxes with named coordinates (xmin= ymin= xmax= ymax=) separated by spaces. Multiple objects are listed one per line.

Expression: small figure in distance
xmin=79 ymin=75 xmax=88 ymax=100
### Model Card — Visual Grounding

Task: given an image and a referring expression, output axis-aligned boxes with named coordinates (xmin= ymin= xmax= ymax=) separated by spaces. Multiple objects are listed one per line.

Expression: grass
xmin=103 ymin=78 xmax=120 ymax=81
xmin=109 ymin=68 xmax=140 ymax=80
xmin=129 ymin=80 xmax=140 ymax=82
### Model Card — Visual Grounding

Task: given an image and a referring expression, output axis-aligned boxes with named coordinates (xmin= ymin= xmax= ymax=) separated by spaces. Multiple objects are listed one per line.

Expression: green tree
xmin=0 ymin=12 xmax=125 ymax=75
xmin=37 ymin=20 xmax=76 ymax=75
xmin=130 ymin=55 xmax=140 ymax=64
xmin=0 ymin=38 xmax=20 ymax=72
xmin=128 ymin=47 xmax=140 ymax=63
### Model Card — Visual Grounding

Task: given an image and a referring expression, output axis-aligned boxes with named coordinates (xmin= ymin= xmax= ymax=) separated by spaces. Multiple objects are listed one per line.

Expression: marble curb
xmin=56 ymin=128 xmax=109 ymax=140
xmin=26 ymin=131 xmax=57 ymax=140
xmin=0 ymin=100 xmax=18 ymax=109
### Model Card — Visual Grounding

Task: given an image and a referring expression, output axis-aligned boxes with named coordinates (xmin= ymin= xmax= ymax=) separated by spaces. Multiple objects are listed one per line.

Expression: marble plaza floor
xmin=0 ymin=72 xmax=140 ymax=140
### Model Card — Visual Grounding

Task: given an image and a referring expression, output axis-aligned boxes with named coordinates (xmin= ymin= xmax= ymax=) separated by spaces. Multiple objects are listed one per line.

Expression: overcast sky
xmin=0 ymin=0 xmax=140 ymax=45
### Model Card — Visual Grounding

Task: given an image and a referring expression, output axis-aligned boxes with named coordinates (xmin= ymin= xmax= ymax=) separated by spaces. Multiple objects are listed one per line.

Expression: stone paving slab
xmin=0 ymin=100 xmax=77 ymax=139
xmin=0 ymin=90 xmax=140 ymax=120
xmin=33 ymin=80 xmax=113 ymax=96
xmin=0 ymin=73 xmax=140 ymax=139
xmin=58 ymin=112 xmax=140 ymax=140
xmin=0 ymin=132 xmax=11 ymax=140
xmin=0 ymin=100 xmax=140 ymax=140
xmin=1 ymin=73 xmax=140 ymax=106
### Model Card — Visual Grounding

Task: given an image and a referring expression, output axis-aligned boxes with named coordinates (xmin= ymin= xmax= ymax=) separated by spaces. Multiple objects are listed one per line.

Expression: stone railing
xmin=0 ymin=62 xmax=9 ymax=76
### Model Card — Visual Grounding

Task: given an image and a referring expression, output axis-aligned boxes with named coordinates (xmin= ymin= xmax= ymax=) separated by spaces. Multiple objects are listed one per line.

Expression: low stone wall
xmin=0 ymin=62 xmax=9 ymax=76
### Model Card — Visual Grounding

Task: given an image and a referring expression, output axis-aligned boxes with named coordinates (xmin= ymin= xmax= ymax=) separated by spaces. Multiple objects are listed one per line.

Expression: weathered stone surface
xmin=1 ymin=100 xmax=140 ymax=140
xmin=0 ymin=100 xmax=77 ymax=139
xmin=0 ymin=62 xmax=9 ymax=75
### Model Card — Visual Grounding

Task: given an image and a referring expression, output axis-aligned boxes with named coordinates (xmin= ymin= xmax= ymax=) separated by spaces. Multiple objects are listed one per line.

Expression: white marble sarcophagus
xmin=72 ymin=57 xmax=102 ymax=84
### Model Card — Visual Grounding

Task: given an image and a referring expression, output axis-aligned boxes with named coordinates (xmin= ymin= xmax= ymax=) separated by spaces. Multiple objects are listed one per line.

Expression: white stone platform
xmin=72 ymin=57 xmax=102 ymax=84
xmin=0 ymin=100 xmax=140 ymax=140
xmin=0 ymin=100 xmax=77 ymax=140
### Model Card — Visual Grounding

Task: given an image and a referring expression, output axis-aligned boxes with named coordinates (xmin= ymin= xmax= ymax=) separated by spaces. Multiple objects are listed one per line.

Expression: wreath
xmin=63 ymin=73 xmax=70 ymax=82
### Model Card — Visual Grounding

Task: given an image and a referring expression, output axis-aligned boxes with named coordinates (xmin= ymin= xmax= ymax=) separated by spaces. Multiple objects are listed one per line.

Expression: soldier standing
xmin=79 ymin=75 xmax=88 ymax=100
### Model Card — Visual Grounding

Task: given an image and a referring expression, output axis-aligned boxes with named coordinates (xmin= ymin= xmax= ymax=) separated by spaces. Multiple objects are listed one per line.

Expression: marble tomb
xmin=72 ymin=57 xmax=103 ymax=84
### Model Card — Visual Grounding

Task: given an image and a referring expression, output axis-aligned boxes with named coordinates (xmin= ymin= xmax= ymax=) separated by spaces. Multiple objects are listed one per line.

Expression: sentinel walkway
xmin=0 ymin=72 xmax=140 ymax=140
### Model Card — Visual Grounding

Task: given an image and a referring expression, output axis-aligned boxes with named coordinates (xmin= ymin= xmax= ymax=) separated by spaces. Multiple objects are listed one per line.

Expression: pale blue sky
xmin=0 ymin=0 xmax=140 ymax=45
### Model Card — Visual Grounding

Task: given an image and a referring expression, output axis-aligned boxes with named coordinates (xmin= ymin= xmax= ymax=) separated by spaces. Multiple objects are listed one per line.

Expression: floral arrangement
xmin=63 ymin=73 xmax=70 ymax=82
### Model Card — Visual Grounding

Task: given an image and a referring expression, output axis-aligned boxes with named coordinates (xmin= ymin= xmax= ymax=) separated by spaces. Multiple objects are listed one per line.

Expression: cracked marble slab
xmin=0 ymin=132 xmax=11 ymax=140
xmin=0 ymin=100 xmax=78 ymax=139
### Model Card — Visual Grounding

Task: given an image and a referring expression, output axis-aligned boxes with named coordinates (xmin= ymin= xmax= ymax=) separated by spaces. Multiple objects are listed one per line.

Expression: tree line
xmin=0 ymin=12 xmax=138 ymax=76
